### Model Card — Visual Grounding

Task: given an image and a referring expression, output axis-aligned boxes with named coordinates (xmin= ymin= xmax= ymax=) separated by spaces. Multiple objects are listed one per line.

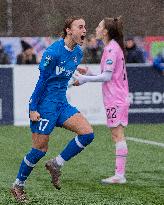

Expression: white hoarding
xmin=13 ymin=65 xmax=106 ymax=126
xmin=14 ymin=65 xmax=39 ymax=125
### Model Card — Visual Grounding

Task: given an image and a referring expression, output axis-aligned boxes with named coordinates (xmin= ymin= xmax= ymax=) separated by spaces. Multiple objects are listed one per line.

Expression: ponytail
xmin=104 ymin=16 xmax=125 ymax=52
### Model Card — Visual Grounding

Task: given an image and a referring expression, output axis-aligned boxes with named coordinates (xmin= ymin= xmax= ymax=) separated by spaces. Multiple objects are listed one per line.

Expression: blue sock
xmin=60 ymin=133 xmax=94 ymax=161
xmin=16 ymin=148 xmax=46 ymax=182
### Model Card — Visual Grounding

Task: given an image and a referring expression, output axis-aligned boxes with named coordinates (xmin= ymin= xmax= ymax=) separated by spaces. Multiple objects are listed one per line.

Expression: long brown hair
xmin=103 ymin=16 xmax=124 ymax=51
xmin=61 ymin=16 xmax=85 ymax=38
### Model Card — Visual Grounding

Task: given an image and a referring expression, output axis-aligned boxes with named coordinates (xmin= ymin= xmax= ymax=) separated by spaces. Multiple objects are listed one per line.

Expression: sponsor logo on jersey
xmin=73 ymin=56 xmax=78 ymax=63
xmin=65 ymin=70 xmax=74 ymax=76
xmin=56 ymin=66 xmax=65 ymax=75
xmin=56 ymin=66 xmax=74 ymax=77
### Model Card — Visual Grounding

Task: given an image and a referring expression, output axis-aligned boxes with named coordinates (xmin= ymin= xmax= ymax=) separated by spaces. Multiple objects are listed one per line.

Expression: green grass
xmin=0 ymin=124 xmax=164 ymax=205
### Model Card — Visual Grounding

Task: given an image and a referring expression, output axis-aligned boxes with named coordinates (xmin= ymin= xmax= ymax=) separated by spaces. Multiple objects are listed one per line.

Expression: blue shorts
xmin=30 ymin=100 xmax=79 ymax=135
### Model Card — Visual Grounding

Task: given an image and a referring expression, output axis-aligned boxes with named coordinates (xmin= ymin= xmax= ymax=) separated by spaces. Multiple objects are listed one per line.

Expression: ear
xmin=66 ymin=28 xmax=72 ymax=35
xmin=103 ymin=29 xmax=108 ymax=36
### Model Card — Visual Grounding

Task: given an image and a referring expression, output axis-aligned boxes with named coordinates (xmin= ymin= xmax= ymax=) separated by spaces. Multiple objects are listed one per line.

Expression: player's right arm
xmin=29 ymin=49 xmax=55 ymax=121
xmin=29 ymin=111 xmax=40 ymax=121
xmin=73 ymin=70 xmax=112 ymax=86
xmin=77 ymin=67 xmax=99 ymax=76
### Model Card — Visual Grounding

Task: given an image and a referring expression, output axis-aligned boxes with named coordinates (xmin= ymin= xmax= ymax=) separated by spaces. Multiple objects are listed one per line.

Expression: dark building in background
xmin=0 ymin=0 xmax=8 ymax=35
xmin=0 ymin=0 xmax=163 ymax=36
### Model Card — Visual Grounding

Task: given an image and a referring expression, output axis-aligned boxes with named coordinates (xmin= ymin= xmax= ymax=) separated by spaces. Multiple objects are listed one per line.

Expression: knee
xmin=79 ymin=124 xmax=93 ymax=135
xmin=112 ymin=134 xmax=125 ymax=143
xmin=86 ymin=126 xmax=93 ymax=134
xmin=78 ymin=133 xmax=94 ymax=146
xmin=33 ymin=143 xmax=48 ymax=152
xmin=112 ymin=134 xmax=117 ymax=142
xmin=32 ymin=133 xmax=49 ymax=152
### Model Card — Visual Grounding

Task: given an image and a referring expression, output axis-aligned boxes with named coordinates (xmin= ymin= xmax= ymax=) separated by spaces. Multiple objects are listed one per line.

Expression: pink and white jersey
xmin=100 ymin=40 xmax=129 ymax=107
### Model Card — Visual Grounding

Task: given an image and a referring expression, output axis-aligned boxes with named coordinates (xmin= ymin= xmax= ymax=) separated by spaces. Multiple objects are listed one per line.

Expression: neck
xmin=64 ymin=36 xmax=76 ymax=50
xmin=103 ymin=36 xmax=112 ymax=46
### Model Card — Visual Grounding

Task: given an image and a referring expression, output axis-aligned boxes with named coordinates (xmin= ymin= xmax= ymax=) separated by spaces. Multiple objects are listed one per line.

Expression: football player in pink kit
xmin=74 ymin=16 xmax=129 ymax=184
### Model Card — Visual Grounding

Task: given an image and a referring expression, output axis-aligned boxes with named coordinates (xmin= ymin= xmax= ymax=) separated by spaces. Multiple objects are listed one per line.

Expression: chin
xmin=77 ymin=41 xmax=83 ymax=46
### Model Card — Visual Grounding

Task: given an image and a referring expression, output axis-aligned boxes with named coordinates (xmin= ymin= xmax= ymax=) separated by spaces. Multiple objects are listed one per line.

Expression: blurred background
xmin=0 ymin=0 xmax=163 ymax=64
xmin=0 ymin=0 xmax=164 ymax=125
xmin=0 ymin=2 xmax=164 ymax=204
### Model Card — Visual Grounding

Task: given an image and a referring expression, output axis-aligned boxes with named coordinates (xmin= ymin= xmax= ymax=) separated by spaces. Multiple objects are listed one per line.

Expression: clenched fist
xmin=30 ymin=111 xmax=40 ymax=121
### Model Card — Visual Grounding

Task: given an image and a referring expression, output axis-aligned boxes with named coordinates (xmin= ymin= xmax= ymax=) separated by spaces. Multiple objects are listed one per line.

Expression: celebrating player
xmin=11 ymin=16 xmax=94 ymax=202
xmin=74 ymin=16 xmax=129 ymax=184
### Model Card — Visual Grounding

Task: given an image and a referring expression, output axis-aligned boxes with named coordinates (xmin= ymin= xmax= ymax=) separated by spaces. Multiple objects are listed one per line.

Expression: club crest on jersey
xmin=73 ymin=56 xmax=77 ymax=63
xmin=106 ymin=59 xmax=113 ymax=65
xmin=44 ymin=55 xmax=53 ymax=67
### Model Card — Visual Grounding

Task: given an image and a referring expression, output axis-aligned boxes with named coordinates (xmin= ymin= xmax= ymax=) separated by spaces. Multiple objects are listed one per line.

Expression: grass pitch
xmin=0 ymin=124 xmax=164 ymax=205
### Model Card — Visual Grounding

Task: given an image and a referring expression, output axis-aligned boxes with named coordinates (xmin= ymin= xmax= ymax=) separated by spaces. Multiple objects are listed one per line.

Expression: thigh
xmin=30 ymin=116 xmax=55 ymax=135
xmin=30 ymin=101 xmax=60 ymax=135
xmin=30 ymin=100 xmax=61 ymax=135
xmin=32 ymin=133 xmax=49 ymax=152
xmin=62 ymin=113 xmax=93 ymax=135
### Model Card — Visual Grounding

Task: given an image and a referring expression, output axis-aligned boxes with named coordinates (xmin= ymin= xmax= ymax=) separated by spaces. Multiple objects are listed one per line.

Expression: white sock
xmin=115 ymin=140 xmax=127 ymax=150
xmin=55 ymin=155 xmax=65 ymax=166
xmin=14 ymin=178 xmax=25 ymax=187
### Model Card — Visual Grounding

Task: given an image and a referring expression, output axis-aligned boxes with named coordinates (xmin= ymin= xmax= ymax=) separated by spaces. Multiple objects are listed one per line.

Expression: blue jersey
xmin=29 ymin=38 xmax=83 ymax=111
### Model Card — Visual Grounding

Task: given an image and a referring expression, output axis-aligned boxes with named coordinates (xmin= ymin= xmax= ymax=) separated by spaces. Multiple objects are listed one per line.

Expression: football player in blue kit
xmin=11 ymin=16 xmax=94 ymax=203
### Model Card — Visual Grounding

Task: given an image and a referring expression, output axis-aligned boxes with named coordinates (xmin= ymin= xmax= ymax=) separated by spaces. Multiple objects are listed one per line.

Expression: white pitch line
xmin=127 ymin=137 xmax=164 ymax=148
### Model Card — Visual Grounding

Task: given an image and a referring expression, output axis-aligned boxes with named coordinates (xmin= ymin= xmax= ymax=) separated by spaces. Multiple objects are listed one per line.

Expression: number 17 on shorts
xmin=105 ymin=105 xmax=129 ymax=128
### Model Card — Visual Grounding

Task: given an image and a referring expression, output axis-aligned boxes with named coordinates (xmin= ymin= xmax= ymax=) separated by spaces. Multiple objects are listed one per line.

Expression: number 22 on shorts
xmin=106 ymin=107 xmax=117 ymax=119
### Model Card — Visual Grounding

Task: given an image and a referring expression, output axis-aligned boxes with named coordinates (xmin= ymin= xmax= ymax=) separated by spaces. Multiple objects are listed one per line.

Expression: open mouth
xmin=81 ymin=35 xmax=85 ymax=40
